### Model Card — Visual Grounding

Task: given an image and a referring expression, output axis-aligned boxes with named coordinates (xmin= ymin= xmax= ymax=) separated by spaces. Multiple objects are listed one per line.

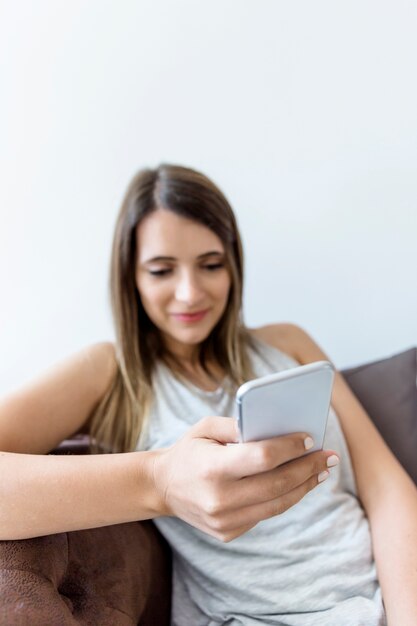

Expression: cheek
xmin=137 ymin=279 xmax=168 ymax=310
xmin=214 ymin=273 xmax=232 ymax=300
xmin=146 ymin=288 xmax=168 ymax=308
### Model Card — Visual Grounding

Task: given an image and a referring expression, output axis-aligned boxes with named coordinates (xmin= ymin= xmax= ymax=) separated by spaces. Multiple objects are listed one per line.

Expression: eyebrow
xmin=142 ymin=251 xmax=225 ymax=264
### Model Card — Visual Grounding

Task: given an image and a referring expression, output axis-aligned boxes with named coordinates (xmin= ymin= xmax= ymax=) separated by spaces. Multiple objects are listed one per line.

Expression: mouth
xmin=171 ymin=309 xmax=209 ymax=322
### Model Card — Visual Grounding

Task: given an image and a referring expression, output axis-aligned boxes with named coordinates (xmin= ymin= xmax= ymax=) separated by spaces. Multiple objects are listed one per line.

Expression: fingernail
xmin=318 ymin=470 xmax=329 ymax=483
xmin=327 ymin=455 xmax=339 ymax=468
xmin=304 ymin=436 xmax=314 ymax=450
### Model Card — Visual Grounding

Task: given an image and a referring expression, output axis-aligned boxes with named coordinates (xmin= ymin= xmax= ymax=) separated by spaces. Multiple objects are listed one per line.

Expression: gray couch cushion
xmin=341 ymin=347 xmax=417 ymax=484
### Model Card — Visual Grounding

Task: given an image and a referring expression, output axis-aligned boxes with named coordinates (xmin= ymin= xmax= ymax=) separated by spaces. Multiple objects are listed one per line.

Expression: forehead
xmin=136 ymin=209 xmax=225 ymax=260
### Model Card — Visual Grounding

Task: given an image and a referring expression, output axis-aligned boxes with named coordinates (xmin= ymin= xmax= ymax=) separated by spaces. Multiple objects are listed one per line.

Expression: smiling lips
xmin=171 ymin=309 xmax=209 ymax=322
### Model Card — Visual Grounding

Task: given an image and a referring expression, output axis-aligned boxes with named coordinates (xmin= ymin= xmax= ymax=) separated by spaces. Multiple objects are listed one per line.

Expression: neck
xmin=161 ymin=334 xmax=203 ymax=368
xmin=164 ymin=351 xmax=200 ymax=373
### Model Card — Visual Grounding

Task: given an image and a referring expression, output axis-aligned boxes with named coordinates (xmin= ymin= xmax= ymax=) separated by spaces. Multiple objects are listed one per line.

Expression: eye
xmin=203 ymin=263 xmax=224 ymax=271
xmin=148 ymin=264 xmax=224 ymax=277
xmin=148 ymin=269 xmax=172 ymax=277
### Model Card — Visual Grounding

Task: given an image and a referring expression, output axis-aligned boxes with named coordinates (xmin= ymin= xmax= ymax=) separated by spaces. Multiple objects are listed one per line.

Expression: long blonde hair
xmin=89 ymin=164 xmax=259 ymax=454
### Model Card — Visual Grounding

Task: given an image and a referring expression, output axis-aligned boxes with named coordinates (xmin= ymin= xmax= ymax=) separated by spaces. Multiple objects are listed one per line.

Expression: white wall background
xmin=1 ymin=0 xmax=416 ymax=394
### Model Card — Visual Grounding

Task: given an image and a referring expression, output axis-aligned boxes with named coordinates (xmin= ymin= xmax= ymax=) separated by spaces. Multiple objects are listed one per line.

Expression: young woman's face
xmin=135 ymin=208 xmax=232 ymax=360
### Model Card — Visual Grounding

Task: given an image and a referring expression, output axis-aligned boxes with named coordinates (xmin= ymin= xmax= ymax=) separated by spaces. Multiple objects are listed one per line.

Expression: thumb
xmin=192 ymin=415 xmax=239 ymax=444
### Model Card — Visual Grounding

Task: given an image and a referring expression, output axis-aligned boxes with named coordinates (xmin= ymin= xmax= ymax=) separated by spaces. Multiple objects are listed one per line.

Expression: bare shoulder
xmin=0 ymin=340 xmax=119 ymax=454
xmin=49 ymin=340 xmax=119 ymax=407
xmin=248 ymin=323 xmax=331 ymax=365
xmin=83 ymin=341 xmax=118 ymax=392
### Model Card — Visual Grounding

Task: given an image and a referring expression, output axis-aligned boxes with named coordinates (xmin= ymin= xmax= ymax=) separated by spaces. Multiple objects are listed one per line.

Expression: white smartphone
xmin=236 ymin=361 xmax=335 ymax=451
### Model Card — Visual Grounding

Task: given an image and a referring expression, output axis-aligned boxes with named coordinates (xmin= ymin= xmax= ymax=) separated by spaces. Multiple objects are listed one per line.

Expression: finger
xmin=214 ymin=522 xmax=256 ymax=543
xmin=192 ymin=415 xmax=239 ymax=444
xmin=220 ymin=432 xmax=318 ymax=479
xmin=227 ymin=449 xmax=336 ymax=508
xmin=219 ymin=473 xmax=325 ymax=533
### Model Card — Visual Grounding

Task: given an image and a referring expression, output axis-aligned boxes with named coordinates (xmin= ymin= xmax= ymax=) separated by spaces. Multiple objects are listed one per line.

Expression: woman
xmin=0 ymin=164 xmax=416 ymax=625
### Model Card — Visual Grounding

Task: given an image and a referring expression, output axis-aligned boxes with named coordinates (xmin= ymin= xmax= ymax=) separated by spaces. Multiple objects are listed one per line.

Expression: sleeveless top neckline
xmin=158 ymin=333 xmax=291 ymax=399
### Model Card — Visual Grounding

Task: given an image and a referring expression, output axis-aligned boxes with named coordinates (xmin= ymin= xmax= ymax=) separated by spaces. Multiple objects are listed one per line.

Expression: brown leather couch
xmin=1 ymin=348 xmax=416 ymax=625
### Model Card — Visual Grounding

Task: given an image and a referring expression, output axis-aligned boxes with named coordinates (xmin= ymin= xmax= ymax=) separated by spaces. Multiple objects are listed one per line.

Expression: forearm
xmin=368 ymin=475 xmax=417 ymax=625
xmin=0 ymin=449 xmax=162 ymax=540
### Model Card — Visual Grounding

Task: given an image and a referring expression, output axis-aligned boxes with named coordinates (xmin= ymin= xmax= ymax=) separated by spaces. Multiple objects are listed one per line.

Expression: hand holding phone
xmin=236 ymin=361 xmax=335 ymax=452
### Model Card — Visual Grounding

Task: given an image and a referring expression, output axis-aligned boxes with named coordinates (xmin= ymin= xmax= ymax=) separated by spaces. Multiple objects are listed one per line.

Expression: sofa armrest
xmin=0 ymin=437 xmax=172 ymax=625
xmin=0 ymin=521 xmax=172 ymax=626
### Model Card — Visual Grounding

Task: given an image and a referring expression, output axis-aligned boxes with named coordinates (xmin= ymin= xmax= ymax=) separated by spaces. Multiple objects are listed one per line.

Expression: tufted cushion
xmin=0 ymin=519 xmax=171 ymax=625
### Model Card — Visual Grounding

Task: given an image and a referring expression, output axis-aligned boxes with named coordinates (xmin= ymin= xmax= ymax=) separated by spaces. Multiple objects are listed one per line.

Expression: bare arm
xmin=0 ymin=448 xmax=161 ymax=539
xmin=285 ymin=323 xmax=417 ymax=626
xmin=0 ymin=342 xmax=163 ymax=539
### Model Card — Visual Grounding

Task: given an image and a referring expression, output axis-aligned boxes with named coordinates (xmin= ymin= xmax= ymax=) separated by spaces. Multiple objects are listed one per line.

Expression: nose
xmin=175 ymin=269 xmax=205 ymax=306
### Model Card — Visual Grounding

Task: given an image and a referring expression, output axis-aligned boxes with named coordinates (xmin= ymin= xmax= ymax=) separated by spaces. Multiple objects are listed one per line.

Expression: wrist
xmin=135 ymin=448 xmax=169 ymax=518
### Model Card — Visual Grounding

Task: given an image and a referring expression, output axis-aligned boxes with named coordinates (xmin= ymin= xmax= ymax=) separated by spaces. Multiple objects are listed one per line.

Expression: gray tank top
xmin=138 ymin=335 xmax=386 ymax=626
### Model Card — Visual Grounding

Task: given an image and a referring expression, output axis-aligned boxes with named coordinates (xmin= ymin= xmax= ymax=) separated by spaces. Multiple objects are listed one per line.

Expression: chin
xmin=167 ymin=323 xmax=216 ymax=346
xmin=176 ymin=328 xmax=212 ymax=344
